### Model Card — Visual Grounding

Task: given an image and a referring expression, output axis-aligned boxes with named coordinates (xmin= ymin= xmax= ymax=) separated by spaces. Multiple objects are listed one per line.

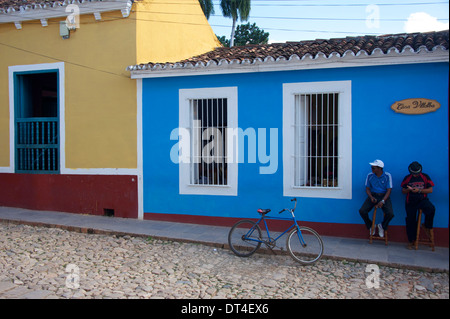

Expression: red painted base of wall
xmin=144 ymin=212 xmax=449 ymax=247
xmin=0 ymin=173 xmax=138 ymax=218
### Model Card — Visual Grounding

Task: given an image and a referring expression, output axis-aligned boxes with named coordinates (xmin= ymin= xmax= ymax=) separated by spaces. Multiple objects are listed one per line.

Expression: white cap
xmin=369 ymin=159 xmax=384 ymax=168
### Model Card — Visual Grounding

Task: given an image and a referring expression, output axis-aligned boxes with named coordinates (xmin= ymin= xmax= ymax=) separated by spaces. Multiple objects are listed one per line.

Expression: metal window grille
xmin=294 ymin=93 xmax=339 ymax=188
xmin=189 ymin=98 xmax=227 ymax=186
xmin=16 ymin=118 xmax=59 ymax=173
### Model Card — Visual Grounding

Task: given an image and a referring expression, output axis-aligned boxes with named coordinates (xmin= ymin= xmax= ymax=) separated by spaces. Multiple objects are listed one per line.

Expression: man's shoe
xmin=370 ymin=227 xmax=376 ymax=236
xmin=377 ymin=224 xmax=384 ymax=238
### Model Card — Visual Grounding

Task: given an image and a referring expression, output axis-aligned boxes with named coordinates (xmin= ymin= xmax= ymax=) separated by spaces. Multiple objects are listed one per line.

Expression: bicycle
xmin=228 ymin=198 xmax=324 ymax=265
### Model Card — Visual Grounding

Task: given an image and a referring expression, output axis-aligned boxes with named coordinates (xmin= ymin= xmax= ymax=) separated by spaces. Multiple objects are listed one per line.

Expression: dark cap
xmin=408 ymin=161 xmax=422 ymax=174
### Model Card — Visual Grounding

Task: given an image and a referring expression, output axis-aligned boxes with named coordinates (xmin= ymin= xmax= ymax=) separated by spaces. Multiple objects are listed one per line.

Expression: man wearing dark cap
xmin=401 ymin=161 xmax=436 ymax=249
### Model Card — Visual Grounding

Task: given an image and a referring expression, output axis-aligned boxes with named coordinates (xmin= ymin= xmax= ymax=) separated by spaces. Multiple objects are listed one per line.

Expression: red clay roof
xmin=0 ymin=1 xmax=69 ymax=10
xmin=0 ymin=0 xmax=135 ymax=11
xmin=128 ymin=30 xmax=448 ymax=71
xmin=187 ymin=30 xmax=448 ymax=61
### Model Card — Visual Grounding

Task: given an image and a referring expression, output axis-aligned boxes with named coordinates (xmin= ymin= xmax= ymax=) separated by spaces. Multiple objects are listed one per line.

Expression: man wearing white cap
xmin=359 ymin=159 xmax=394 ymax=237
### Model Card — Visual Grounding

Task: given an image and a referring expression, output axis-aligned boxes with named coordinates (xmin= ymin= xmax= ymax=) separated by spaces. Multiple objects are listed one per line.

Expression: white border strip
xmin=178 ymin=87 xmax=238 ymax=196
xmin=136 ymin=78 xmax=144 ymax=219
xmin=3 ymin=62 xmax=65 ymax=173
xmin=283 ymin=80 xmax=352 ymax=199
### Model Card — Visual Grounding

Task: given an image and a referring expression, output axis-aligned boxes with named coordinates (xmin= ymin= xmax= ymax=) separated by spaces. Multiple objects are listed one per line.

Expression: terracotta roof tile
xmin=184 ymin=30 xmax=448 ymax=63
xmin=0 ymin=0 xmax=136 ymax=12
xmin=0 ymin=0 xmax=66 ymax=11
xmin=129 ymin=30 xmax=448 ymax=71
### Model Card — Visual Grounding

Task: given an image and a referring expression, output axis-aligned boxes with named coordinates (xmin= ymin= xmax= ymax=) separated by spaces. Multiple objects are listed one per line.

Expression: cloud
xmin=404 ymin=12 xmax=449 ymax=33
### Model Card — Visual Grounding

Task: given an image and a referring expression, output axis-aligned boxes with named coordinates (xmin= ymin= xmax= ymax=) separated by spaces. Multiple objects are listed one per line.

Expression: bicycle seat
xmin=257 ymin=209 xmax=271 ymax=215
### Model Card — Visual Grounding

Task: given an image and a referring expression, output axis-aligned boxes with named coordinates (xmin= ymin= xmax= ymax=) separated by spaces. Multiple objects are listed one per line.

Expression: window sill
xmin=188 ymin=184 xmax=231 ymax=188
xmin=180 ymin=183 xmax=237 ymax=196
xmin=285 ymin=185 xmax=351 ymax=199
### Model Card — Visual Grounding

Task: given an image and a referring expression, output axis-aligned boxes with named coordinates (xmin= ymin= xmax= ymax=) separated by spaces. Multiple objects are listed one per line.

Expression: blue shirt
xmin=365 ymin=172 xmax=393 ymax=194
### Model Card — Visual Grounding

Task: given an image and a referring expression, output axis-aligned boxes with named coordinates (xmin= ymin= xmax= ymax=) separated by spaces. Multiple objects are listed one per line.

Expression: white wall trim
xmin=4 ymin=62 xmax=65 ymax=174
xmin=60 ymin=168 xmax=138 ymax=175
xmin=136 ymin=78 xmax=144 ymax=219
xmin=178 ymin=87 xmax=238 ymax=196
xmin=283 ymin=80 xmax=352 ymax=199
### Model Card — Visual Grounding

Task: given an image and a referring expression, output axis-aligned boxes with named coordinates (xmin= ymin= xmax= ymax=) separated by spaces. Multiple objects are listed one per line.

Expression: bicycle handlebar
xmin=278 ymin=198 xmax=297 ymax=214
xmin=291 ymin=198 xmax=297 ymax=211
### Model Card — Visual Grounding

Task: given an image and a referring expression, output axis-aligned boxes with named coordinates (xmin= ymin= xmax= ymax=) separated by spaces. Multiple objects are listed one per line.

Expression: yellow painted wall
xmin=135 ymin=0 xmax=221 ymax=64
xmin=0 ymin=0 xmax=220 ymax=170
xmin=0 ymin=12 xmax=137 ymax=169
xmin=0 ymin=22 xmax=20 ymax=167
xmin=61 ymin=12 xmax=138 ymax=169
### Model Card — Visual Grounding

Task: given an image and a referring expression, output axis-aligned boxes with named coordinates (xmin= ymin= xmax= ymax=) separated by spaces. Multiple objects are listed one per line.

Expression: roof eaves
xmin=127 ymin=30 xmax=449 ymax=77
xmin=0 ymin=0 xmax=133 ymax=24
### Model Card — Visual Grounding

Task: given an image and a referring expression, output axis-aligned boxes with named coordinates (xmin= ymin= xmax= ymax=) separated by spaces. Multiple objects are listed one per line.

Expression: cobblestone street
xmin=0 ymin=223 xmax=448 ymax=299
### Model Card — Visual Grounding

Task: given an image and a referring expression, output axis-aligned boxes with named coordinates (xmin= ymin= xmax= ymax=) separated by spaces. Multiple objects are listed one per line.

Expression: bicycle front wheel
xmin=228 ymin=220 xmax=262 ymax=257
xmin=286 ymin=226 xmax=323 ymax=265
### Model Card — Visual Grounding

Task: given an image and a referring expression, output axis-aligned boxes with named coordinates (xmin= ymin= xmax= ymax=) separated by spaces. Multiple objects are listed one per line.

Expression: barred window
xmin=16 ymin=119 xmax=59 ymax=172
xmin=179 ymin=87 xmax=238 ymax=196
xmin=283 ymin=81 xmax=352 ymax=199
xmin=190 ymin=98 xmax=227 ymax=186
xmin=294 ymin=93 xmax=338 ymax=188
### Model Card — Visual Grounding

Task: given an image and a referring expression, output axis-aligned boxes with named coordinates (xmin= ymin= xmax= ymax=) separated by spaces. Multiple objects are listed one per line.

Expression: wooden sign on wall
xmin=391 ymin=98 xmax=441 ymax=114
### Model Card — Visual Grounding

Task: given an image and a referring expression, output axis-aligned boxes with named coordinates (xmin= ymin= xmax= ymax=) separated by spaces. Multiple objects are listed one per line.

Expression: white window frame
xmin=4 ymin=63 xmax=65 ymax=174
xmin=179 ymin=87 xmax=238 ymax=196
xmin=283 ymin=81 xmax=352 ymax=199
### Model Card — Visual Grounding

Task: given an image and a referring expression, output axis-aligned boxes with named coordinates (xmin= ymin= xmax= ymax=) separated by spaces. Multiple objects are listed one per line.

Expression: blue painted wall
xmin=142 ymin=62 xmax=449 ymax=229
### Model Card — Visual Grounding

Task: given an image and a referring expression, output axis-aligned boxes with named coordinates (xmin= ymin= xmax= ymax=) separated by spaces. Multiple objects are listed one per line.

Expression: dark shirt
xmin=401 ymin=173 xmax=434 ymax=204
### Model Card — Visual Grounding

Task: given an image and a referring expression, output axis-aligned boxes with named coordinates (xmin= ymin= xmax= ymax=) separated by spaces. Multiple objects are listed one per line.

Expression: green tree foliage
xmin=220 ymin=0 xmax=251 ymax=47
xmin=234 ymin=22 xmax=269 ymax=46
xmin=216 ymin=35 xmax=231 ymax=47
xmin=198 ymin=0 xmax=215 ymax=20
xmin=217 ymin=23 xmax=269 ymax=47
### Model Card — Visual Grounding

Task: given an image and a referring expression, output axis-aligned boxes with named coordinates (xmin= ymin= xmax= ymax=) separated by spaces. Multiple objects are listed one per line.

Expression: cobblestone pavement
xmin=0 ymin=223 xmax=448 ymax=299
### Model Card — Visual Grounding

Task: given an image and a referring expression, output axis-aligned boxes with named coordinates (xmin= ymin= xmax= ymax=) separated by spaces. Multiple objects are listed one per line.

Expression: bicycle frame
xmin=244 ymin=209 xmax=306 ymax=246
xmin=229 ymin=198 xmax=323 ymax=264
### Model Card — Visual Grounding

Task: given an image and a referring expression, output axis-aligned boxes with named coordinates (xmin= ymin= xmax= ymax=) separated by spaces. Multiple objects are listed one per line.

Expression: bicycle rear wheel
xmin=228 ymin=220 xmax=262 ymax=257
xmin=286 ymin=226 xmax=323 ymax=265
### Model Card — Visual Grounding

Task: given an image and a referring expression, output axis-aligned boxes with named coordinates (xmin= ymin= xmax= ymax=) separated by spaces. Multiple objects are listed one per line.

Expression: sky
xmin=207 ymin=0 xmax=450 ymax=43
